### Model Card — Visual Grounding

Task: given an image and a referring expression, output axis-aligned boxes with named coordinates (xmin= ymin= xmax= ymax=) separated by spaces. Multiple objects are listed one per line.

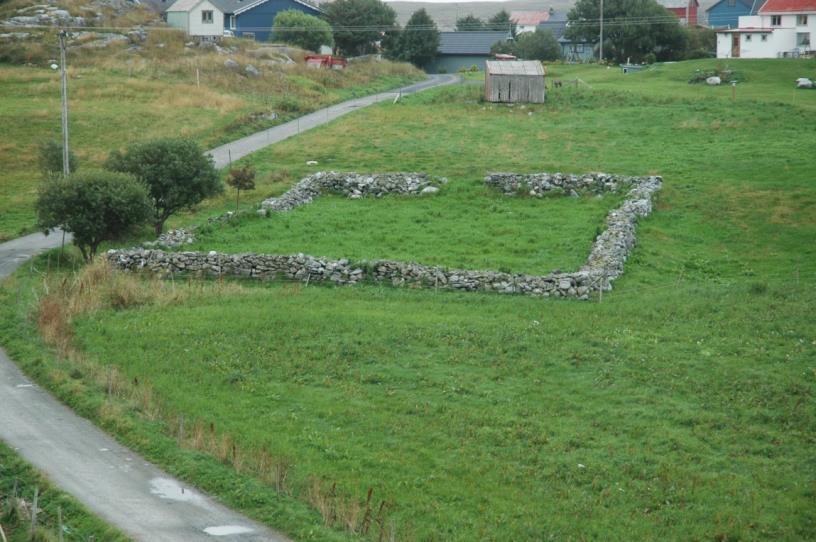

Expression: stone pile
xmin=108 ymin=171 xmax=661 ymax=300
xmin=260 ymin=171 xmax=444 ymax=212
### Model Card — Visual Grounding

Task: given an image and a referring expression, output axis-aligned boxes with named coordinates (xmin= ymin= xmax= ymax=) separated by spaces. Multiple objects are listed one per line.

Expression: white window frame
xmin=230 ymin=15 xmax=236 ymax=28
xmin=771 ymin=15 xmax=781 ymax=26
xmin=201 ymin=10 xmax=213 ymax=24
xmin=796 ymin=32 xmax=810 ymax=46
xmin=796 ymin=15 xmax=808 ymax=25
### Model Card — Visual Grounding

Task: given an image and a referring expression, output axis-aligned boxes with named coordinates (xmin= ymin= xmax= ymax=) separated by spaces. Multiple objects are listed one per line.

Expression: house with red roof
xmin=657 ymin=0 xmax=700 ymax=25
xmin=716 ymin=0 xmax=816 ymax=57
xmin=510 ymin=10 xmax=551 ymax=34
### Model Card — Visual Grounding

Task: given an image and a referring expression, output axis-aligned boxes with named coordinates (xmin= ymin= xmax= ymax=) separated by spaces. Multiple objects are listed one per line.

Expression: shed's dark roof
xmin=437 ymin=31 xmax=511 ymax=55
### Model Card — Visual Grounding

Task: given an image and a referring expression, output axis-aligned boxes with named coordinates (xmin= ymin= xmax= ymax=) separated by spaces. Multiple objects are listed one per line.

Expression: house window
xmin=771 ymin=15 xmax=781 ymax=26
xmin=761 ymin=33 xmax=768 ymax=41
xmin=797 ymin=32 xmax=811 ymax=46
xmin=201 ymin=10 xmax=213 ymax=24
xmin=230 ymin=15 xmax=235 ymax=28
xmin=796 ymin=15 xmax=808 ymax=25
xmin=576 ymin=44 xmax=584 ymax=52
xmin=745 ymin=33 xmax=752 ymax=41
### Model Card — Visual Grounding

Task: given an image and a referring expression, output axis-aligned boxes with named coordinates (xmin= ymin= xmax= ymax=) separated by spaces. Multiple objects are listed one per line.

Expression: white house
xmin=716 ymin=0 xmax=816 ymax=57
xmin=165 ymin=0 xmax=225 ymax=38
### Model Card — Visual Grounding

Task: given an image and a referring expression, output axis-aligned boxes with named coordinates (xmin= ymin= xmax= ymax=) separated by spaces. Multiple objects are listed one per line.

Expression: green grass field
xmin=1 ymin=58 xmax=815 ymax=541
xmin=0 ymin=32 xmax=421 ymax=242
xmin=190 ymin=183 xmax=624 ymax=274
xmin=0 ymin=441 xmax=128 ymax=541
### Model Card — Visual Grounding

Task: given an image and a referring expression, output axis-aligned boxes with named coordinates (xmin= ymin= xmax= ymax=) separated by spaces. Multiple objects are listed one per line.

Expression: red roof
xmin=759 ymin=0 xmax=816 ymax=12
xmin=510 ymin=11 xmax=550 ymax=25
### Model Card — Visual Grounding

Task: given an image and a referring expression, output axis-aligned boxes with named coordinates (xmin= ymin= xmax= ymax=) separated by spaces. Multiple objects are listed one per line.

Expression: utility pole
xmin=59 ymin=29 xmax=70 ymax=176
xmin=599 ymin=0 xmax=604 ymax=64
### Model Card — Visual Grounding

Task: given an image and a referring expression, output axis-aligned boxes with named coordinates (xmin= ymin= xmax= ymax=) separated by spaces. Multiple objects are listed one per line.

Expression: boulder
xmin=796 ymin=77 xmax=814 ymax=89
xmin=224 ymin=58 xmax=240 ymax=70
xmin=244 ymin=64 xmax=260 ymax=78
xmin=705 ymin=76 xmax=721 ymax=86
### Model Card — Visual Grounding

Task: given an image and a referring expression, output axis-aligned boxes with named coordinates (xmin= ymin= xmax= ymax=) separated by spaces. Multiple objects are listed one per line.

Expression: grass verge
xmin=0 ymin=440 xmax=128 ymax=542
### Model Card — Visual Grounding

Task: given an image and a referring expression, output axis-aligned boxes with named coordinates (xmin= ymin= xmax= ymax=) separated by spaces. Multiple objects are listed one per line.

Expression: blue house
xmin=164 ymin=0 xmax=323 ymax=41
xmin=537 ymin=12 xmax=596 ymax=62
xmin=706 ymin=0 xmax=764 ymax=28
xmin=217 ymin=0 xmax=322 ymax=42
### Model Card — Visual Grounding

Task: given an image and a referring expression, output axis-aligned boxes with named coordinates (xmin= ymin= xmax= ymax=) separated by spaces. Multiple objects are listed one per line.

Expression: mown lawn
xmin=0 ymin=33 xmax=421 ymax=241
xmin=0 ymin=441 xmax=129 ymax=541
xmin=1 ymin=58 xmax=815 ymax=541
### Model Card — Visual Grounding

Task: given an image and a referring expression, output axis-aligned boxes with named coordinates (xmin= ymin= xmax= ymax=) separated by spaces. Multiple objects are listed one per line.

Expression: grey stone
xmin=244 ymin=64 xmax=260 ymax=77
xmin=224 ymin=58 xmax=239 ymax=70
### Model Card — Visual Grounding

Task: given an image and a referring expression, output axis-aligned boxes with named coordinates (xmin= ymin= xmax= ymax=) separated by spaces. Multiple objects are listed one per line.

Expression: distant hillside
xmin=385 ymin=1 xmax=573 ymax=28
xmin=382 ymin=0 xmax=718 ymax=28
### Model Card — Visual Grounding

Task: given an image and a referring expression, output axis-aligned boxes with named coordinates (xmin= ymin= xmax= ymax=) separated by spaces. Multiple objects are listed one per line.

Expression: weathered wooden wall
xmin=485 ymin=74 xmax=545 ymax=103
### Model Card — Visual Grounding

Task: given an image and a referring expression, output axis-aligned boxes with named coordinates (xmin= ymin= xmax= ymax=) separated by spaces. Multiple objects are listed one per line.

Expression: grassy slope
xmin=1 ymin=58 xmax=815 ymax=540
xmin=0 ymin=32 xmax=421 ymax=241
xmin=0 ymin=441 xmax=129 ymax=541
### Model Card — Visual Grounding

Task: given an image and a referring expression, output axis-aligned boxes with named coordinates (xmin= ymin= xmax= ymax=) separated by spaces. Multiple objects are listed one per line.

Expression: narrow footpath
xmin=0 ymin=73 xmax=458 ymax=541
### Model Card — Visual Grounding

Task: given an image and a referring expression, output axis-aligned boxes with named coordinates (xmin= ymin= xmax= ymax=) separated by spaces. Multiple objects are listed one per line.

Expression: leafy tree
xmin=490 ymin=39 xmax=517 ymax=56
xmin=324 ymin=0 xmax=398 ymax=56
xmin=38 ymin=140 xmax=78 ymax=179
xmin=105 ymin=138 xmax=222 ymax=235
xmin=388 ymin=9 xmax=439 ymax=67
xmin=487 ymin=10 xmax=516 ymax=36
xmin=226 ymin=165 xmax=256 ymax=210
xmin=514 ymin=29 xmax=561 ymax=61
xmin=455 ymin=14 xmax=484 ymax=31
xmin=566 ymin=0 xmax=688 ymax=63
xmin=683 ymin=25 xmax=715 ymax=59
xmin=36 ymin=170 xmax=151 ymax=261
xmin=272 ymin=10 xmax=334 ymax=52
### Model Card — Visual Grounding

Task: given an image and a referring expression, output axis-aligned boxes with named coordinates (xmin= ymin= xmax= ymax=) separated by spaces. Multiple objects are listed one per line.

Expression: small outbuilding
xmin=484 ymin=60 xmax=546 ymax=103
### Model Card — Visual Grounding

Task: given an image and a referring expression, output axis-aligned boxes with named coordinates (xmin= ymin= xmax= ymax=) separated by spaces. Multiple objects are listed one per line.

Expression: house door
xmin=731 ymin=34 xmax=740 ymax=58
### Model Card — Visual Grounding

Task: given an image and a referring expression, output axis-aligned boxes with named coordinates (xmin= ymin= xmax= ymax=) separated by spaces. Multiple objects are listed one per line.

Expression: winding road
xmin=0 ymin=73 xmax=458 ymax=541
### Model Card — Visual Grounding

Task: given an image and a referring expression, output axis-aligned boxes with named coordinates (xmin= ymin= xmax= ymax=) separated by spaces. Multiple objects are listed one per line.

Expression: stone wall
xmin=485 ymin=172 xmax=638 ymax=197
xmin=260 ymin=171 xmax=445 ymax=212
xmin=108 ymin=171 xmax=662 ymax=300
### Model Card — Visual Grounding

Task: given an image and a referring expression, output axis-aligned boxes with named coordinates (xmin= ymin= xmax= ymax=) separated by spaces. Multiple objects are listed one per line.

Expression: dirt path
xmin=0 ymin=73 xmax=458 ymax=541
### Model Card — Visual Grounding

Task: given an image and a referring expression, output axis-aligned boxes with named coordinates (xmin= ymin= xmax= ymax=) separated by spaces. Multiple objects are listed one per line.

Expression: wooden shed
xmin=484 ymin=60 xmax=546 ymax=104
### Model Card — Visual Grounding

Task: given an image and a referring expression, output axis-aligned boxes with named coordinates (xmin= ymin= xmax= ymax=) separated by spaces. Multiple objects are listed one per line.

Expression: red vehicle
xmin=304 ymin=54 xmax=348 ymax=70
